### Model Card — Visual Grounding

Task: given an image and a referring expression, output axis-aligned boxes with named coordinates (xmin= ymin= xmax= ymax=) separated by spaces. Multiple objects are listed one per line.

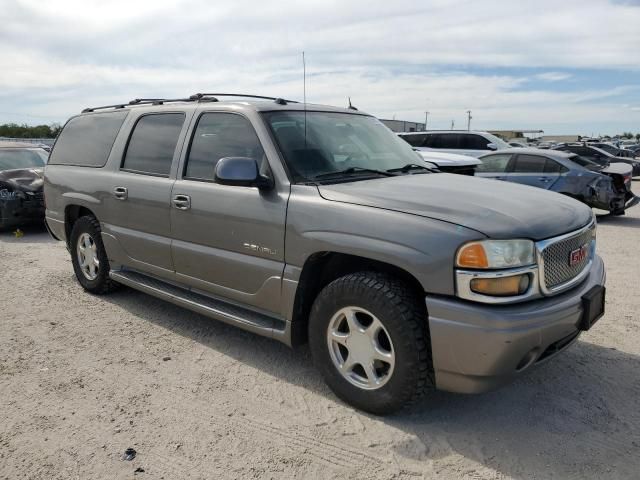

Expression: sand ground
xmin=1 ymin=208 xmax=639 ymax=479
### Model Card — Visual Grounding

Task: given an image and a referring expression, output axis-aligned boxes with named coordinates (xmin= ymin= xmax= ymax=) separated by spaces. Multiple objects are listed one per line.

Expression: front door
xmin=169 ymin=111 xmax=288 ymax=315
xmin=474 ymin=153 xmax=513 ymax=181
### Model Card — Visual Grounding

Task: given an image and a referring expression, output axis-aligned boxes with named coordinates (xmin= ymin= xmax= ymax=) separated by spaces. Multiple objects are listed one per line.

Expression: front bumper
xmin=0 ymin=197 xmax=45 ymax=229
xmin=426 ymin=254 xmax=605 ymax=394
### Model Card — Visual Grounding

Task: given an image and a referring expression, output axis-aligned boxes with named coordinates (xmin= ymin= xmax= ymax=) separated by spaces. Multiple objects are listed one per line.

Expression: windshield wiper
xmin=386 ymin=163 xmax=437 ymax=173
xmin=312 ymin=167 xmax=397 ymax=181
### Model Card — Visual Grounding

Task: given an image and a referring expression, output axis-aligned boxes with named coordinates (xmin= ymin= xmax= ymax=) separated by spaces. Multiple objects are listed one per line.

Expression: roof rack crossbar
xmin=82 ymin=93 xmax=298 ymax=113
xmin=191 ymin=93 xmax=299 ymax=103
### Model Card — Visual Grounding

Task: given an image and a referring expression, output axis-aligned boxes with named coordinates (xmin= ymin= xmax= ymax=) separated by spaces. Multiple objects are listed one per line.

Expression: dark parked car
xmin=553 ymin=143 xmax=640 ymax=177
xmin=478 ymin=148 xmax=639 ymax=215
xmin=589 ymin=142 xmax=638 ymax=159
xmin=0 ymin=141 xmax=48 ymax=230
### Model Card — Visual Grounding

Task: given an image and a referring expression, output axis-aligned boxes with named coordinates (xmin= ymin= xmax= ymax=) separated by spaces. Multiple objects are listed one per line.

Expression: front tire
xmin=308 ymin=272 xmax=433 ymax=415
xmin=69 ymin=216 xmax=119 ymax=294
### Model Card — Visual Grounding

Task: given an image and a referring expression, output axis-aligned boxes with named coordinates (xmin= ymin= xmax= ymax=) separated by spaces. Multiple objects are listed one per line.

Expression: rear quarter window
xmin=48 ymin=111 xmax=128 ymax=167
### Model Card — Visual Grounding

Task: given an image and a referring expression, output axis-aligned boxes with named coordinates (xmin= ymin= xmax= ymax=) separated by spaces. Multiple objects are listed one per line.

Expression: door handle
xmin=538 ymin=177 xmax=553 ymax=182
xmin=172 ymin=194 xmax=191 ymax=210
xmin=113 ymin=186 xmax=128 ymax=200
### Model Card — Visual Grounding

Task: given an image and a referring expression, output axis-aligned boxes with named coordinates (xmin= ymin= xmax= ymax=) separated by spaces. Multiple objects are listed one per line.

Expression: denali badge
xmin=569 ymin=244 xmax=589 ymax=266
xmin=243 ymin=243 xmax=277 ymax=256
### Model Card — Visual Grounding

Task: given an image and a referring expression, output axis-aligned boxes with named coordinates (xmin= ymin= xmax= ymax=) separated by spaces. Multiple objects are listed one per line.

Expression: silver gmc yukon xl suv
xmin=44 ymin=94 xmax=606 ymax=414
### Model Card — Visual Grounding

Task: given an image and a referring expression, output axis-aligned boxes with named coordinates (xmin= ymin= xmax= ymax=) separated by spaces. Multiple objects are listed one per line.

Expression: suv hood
xmin=0 ymin=168 xmax=44 ymax=193
xmin=318 ymin=173 xmax=593 ymax=240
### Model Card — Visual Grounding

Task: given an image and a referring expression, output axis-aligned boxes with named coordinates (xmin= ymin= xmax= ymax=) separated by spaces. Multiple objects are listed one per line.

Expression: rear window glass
xmin=49 ymin=111 xmax=128 ymax=167
xmin=121 ymin=113 xmax=185 ymax=176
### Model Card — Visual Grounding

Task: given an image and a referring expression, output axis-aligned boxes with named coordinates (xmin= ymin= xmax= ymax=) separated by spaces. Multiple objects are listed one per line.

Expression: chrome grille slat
xmin=540 ymin=223 xmax=595 ymax=291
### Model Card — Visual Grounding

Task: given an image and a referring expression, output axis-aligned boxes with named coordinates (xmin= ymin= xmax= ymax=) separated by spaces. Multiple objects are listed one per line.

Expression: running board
xmin=109 ymin=270 xmax=286 ymax=338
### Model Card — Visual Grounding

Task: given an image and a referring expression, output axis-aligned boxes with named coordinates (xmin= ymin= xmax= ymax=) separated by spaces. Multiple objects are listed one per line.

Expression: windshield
xmin=263 ymin=111 xmax=428 ymax=183
xmin=0 ymin=149 xmax=48 ymax=170
xmin=483 ymin=133 xmax=511 ymax=149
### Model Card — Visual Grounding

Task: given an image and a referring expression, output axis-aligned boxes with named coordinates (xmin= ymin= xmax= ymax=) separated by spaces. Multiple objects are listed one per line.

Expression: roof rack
xmin=189 ymin=93 xmax=298 ymax=104
xmin=82 ymin=93 xmax=298 ymax=113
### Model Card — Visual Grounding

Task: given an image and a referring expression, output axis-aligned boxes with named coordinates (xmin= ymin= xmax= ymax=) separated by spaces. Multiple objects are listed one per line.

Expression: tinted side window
xmin=512 ymin=154 xmax=546 ymax=173
xmin=400 ymin=134 xmax=426 ymax=147
xmin=544 ymin=159 xmax=566 ymax=173
xmin=185 ymin=113 xmax=264 ymax=181
xmin=476 ymin=154 xmax=512 ymax=173
xmin=49 ymin=111 xmax=128 ymax=167
xmin=122 ymin=113 xmax=185 ymax=176
xmin=422 ymin=134 xmax=436 ymax=148
xmin=430 ymin=133 xmax=459 ymax=149
xmin=459 ymin=134 xmax=489 ymax=150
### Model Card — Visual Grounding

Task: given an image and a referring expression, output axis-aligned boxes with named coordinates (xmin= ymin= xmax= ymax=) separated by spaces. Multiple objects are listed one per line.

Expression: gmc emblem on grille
xmin=569 ymin=244 xmax=589 ymax=266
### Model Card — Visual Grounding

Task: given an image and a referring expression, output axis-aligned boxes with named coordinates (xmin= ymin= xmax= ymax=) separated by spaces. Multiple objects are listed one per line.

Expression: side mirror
xmin=214 ymin=157 xmax=273 ymax=189
xmin=486 ymin=143 xmax=498 ymax=151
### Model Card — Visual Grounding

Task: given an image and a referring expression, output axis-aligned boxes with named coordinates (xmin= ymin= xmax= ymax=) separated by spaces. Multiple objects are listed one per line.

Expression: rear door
xmin=504 ymin=154 xmax=562 ymax=189
xmin=475 ymin=153 xmax=513 ymax=180
xmin=102 ymin=112 xmax=189 ymax=278
xmin=427 ymin=133 xmax=461 ymax=154
xmin=169 ymin=110 xmax=288 ymax=315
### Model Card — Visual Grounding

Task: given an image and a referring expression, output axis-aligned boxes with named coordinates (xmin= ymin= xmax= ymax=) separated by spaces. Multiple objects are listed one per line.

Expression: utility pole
xmin=424 ymin=111 xmax=429 ymax=131
xmin=466 ymin=110 xmax=472 ymax=131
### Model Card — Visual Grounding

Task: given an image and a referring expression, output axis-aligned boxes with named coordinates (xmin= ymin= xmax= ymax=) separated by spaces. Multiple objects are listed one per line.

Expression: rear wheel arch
xmin=64 ymin=205 xmax=97 ymax=247
xmin=289 ymin=251 xmax=426 ymax=347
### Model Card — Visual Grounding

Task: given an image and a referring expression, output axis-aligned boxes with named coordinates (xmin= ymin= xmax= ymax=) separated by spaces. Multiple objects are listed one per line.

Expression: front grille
xmin=541 ymin=224 xmax=594 ymax=290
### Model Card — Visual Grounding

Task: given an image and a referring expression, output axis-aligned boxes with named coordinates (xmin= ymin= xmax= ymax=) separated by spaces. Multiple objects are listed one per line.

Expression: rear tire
xmin=69 ymin=216 xmax=120 ymax=294
xmin=308 ymin=271 xmax=433 ymax=415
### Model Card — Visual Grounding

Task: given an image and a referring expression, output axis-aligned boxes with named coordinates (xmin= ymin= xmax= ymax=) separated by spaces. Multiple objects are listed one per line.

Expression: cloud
xmin=535 ymin=72 xmax=573 ymax=82
xmin=0 ymin=0 xmax=639 ymax=134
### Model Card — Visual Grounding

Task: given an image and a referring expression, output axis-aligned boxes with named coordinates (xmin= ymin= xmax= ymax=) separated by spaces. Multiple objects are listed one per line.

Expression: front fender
xmin=285 ymin=186 xmax=484 ymax=296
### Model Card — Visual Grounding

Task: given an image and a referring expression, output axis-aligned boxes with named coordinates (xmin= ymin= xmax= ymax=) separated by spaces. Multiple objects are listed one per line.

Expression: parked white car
xmin=415 ymin=150 xmax=481 ymax=175
xmin=398 ymin=130 xmax=511 ymax=158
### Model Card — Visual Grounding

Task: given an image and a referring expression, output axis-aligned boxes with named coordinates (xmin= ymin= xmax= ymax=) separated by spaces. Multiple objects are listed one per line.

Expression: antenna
xmin=302 ymin=51 xmax=307 ymax=153
xmin=302 ymin=51 xmax=307 ymax=105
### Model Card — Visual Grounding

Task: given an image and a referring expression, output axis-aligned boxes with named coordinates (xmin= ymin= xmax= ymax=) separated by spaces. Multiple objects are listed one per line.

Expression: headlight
xmin=456 ymin=239 xmax=535 ymax=269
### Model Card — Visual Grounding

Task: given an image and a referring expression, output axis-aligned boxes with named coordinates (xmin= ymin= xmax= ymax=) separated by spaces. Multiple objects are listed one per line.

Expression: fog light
xmin=470 ymin=274 xmax=530 ymax=297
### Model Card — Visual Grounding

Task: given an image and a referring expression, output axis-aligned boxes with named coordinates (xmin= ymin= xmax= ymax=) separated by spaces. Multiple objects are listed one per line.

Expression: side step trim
xmin=110 ymin=270 xmax=286 ymax=338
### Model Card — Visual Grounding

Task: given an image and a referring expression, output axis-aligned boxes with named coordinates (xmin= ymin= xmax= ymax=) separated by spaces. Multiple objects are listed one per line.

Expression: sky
xmin=1 ymin=0 xmax=639 ymax=135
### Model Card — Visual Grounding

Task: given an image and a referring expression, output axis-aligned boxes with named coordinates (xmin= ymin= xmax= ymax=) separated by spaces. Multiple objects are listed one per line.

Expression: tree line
xmin=0 ymin=123 xmax=63 ymax=139
xmin=1 ymin=121 xmax=639 ymax=142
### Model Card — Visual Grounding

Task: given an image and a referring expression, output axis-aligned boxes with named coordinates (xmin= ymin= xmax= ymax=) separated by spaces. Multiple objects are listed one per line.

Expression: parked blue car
xmin=478 ymin=148 xmax=639 ymax=215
